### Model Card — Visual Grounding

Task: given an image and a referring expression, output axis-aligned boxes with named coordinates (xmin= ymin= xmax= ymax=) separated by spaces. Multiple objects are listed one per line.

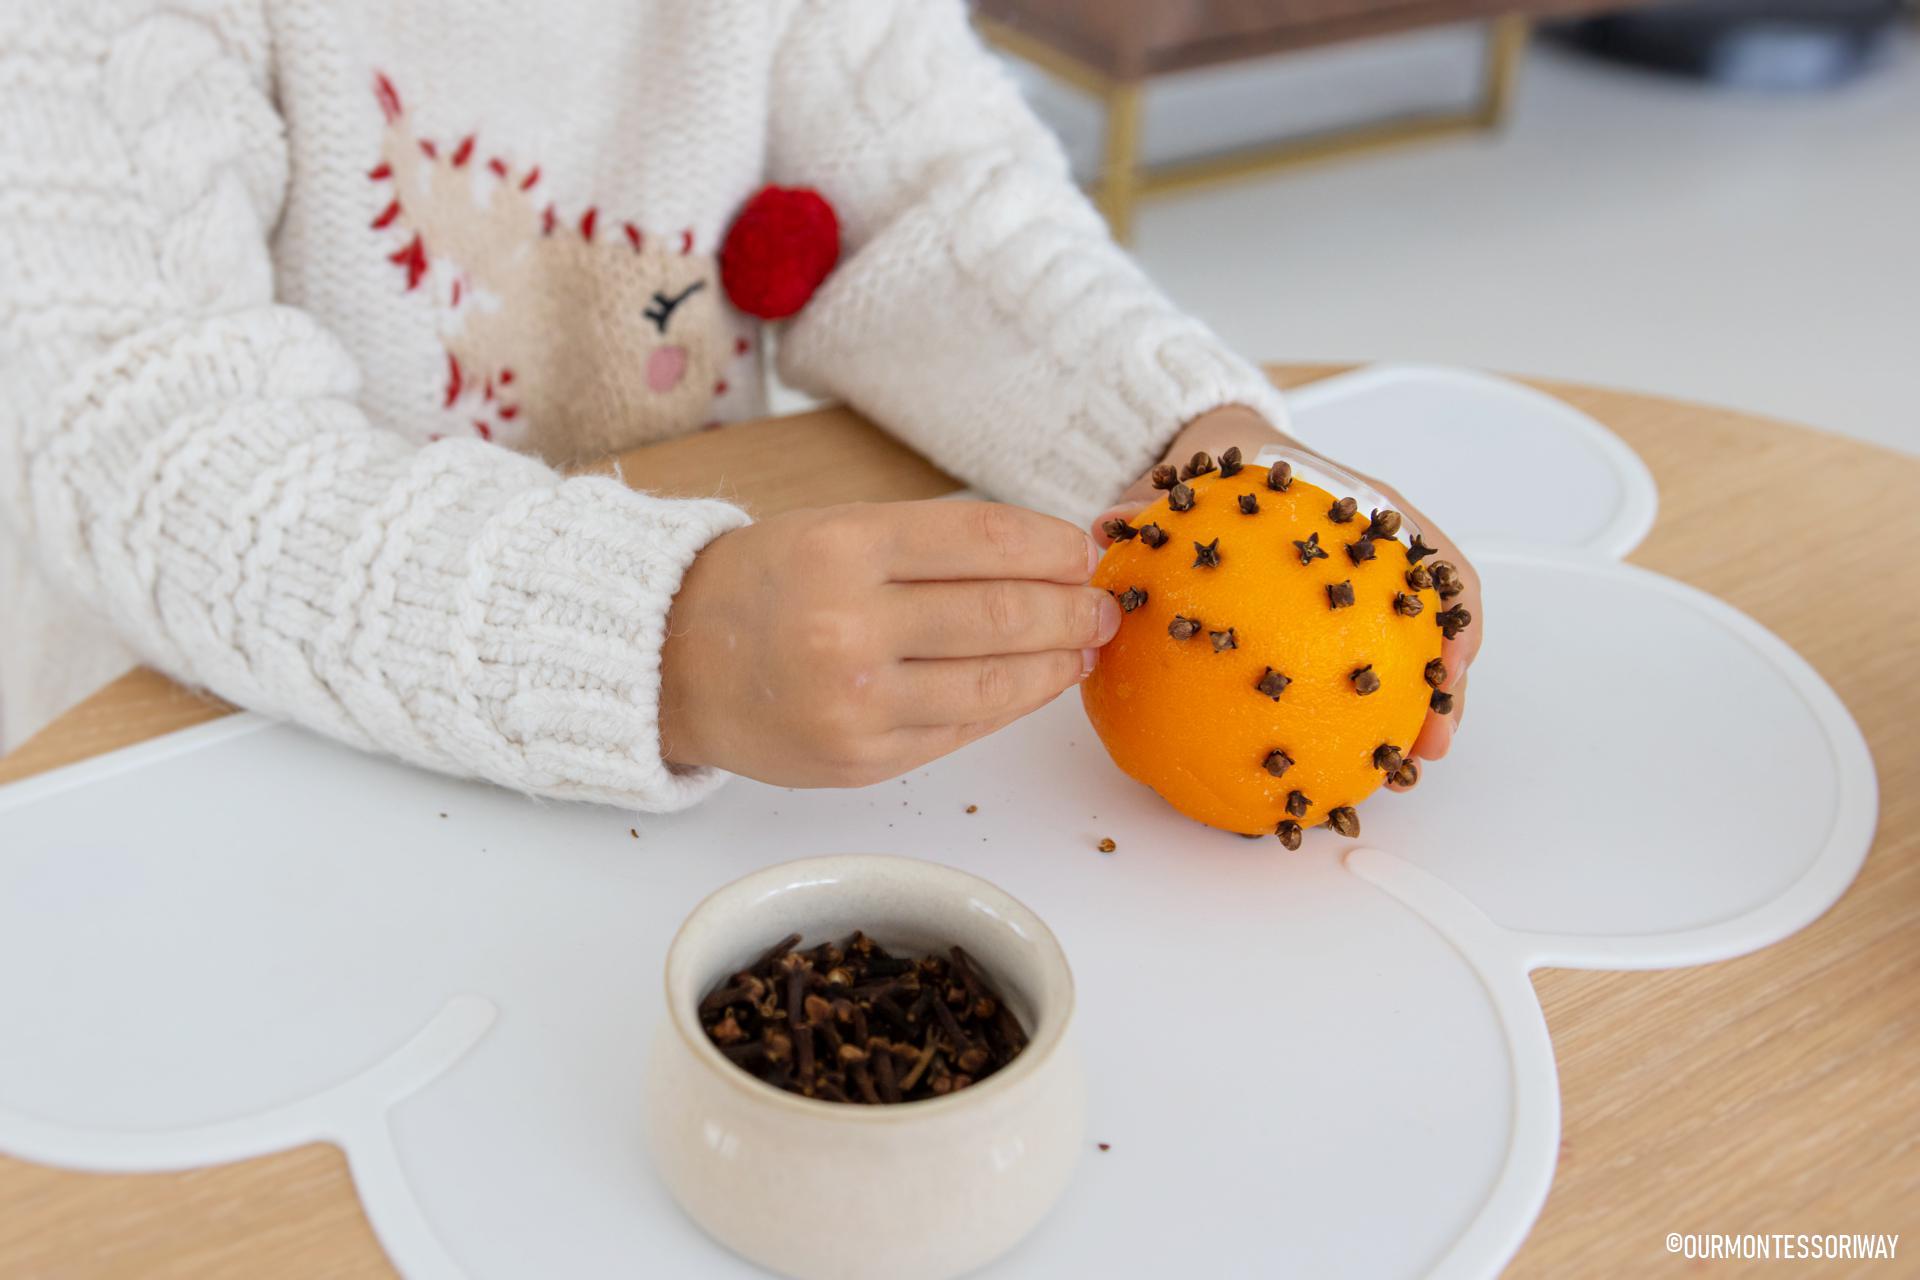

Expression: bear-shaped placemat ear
xmin=1278 ymin=366 xmax=1659 ymax=560
xmin=1344 ymin=551 xmax=1876 ymax=970
xmin=720 ymin=185 xmax=840 ymax=320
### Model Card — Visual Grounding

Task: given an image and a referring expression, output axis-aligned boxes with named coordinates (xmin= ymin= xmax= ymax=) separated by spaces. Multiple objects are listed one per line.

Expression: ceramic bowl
xmin=645 ymin=855 xmax=1085 ymax=1280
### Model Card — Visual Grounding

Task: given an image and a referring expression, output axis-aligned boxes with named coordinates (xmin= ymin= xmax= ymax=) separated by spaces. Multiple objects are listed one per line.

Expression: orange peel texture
xmin=1083 ymin=452 xmax=1447 ymax=844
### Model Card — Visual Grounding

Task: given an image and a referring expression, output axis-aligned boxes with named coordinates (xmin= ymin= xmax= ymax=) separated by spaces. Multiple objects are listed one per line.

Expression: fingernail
xmin=1081 ymin=647 xmax=1099 ymax=678
xmin=1086 ymin=536 xmax=1102 ymax=576
xmin=1095 ymin=592 xmax=1122 ymax=643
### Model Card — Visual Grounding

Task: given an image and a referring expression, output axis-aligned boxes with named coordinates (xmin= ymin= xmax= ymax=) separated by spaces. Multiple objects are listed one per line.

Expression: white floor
xmin=1004 ymin=25 xmax=1920 ymax=456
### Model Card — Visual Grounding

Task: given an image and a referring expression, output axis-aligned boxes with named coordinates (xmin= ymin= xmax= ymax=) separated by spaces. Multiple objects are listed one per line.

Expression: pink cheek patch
xmin=646 ymin=344 xmax=687 ymax=393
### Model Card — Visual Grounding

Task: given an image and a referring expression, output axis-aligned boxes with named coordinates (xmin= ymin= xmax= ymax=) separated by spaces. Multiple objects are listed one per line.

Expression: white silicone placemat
xmin=1285 ymin=364 xmax=1658 ymax=560
xmin=0 ymin=366 xmax=1876 ymax=1279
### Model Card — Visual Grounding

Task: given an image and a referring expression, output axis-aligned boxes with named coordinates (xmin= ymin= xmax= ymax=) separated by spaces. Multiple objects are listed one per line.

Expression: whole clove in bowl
xmin=646 ymin=855 xmax=1085 ymax=1280
xmin=698 ymin=930 xmax=1029 ymax=1105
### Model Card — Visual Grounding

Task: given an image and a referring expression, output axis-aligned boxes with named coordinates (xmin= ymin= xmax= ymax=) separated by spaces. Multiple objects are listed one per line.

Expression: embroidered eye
xmin=643 ymin=280 xmax=707 ymax=334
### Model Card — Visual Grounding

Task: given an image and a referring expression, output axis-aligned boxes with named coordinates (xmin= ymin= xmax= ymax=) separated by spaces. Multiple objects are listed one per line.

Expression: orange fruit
xmin=1083 ymin=452 xmax=1452 ymax=844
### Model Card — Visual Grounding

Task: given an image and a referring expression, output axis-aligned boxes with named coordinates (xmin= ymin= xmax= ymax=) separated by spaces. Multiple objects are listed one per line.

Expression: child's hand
xmin=1092 ymin=406 xmax=1483 ymax=766
xmin=660 ymin=501 xmax=1119 ymax=786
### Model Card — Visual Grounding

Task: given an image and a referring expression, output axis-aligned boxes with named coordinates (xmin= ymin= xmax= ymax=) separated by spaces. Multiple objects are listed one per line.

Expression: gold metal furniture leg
xmin=1479 ymin=14 xmax=1531 ymax=126
xmin=976 ymin=10 xmax=1534 ymax=232
xmin=1098 ymin=80 xmax=1144 ymax=243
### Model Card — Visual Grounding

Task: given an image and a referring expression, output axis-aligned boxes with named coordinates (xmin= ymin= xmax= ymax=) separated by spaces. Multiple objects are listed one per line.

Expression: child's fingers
xmin=881 ymin=501 xmax=1096 ymax=584
xmin=884 ymin=696 xmax=1064 ymax=772
xmin=1411 ymin=673 xmax=1468 ymax=761
xmin=890 ymin=649 xmax=1088 ymax=728
xmin=1385 ymin=490 xmax=1481 ymax=756
xmin=1442 ymin=604 xmax=1484 ymax=676
xmin=1420 ymin=581 xmax=1479 ymax=762
xmin=1412 ymin=710 xmax=1453 ymax=761
xmin=1115 ymin=473 xmax=1164 ymax=507
xmin=887 ymin=581 xmax=1120 ymax=659
xmin=1415 ymin=518 xmax=1482 ymax=677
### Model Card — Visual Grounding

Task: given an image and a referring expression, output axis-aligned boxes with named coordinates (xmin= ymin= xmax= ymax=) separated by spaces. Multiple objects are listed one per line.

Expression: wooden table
xmin=3 ymin=367 xmax=1915 ymax=1277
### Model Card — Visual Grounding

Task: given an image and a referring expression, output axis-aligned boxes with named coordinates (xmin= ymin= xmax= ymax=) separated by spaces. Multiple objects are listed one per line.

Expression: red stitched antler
xmin=367 ymin=71 xmax=697 ymax=300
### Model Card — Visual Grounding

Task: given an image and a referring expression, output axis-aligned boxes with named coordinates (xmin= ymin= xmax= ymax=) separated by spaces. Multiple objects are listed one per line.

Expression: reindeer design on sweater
xmin=368 ymin=74 xmax=742 ymax=466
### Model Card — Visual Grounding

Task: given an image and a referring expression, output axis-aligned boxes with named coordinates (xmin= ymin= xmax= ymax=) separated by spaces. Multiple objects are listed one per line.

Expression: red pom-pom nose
xmin=720 ymin=186 xmax=840 ymax=320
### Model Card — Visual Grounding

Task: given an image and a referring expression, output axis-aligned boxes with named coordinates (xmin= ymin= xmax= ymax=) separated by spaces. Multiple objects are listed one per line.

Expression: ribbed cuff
xmin=460 ymin=473 xmax=752 ymax=811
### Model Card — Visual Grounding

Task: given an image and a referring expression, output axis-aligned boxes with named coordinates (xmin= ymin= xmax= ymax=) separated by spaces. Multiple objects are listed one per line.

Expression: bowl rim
xmin=662 ymin=853 xmax=1075 ymax=1123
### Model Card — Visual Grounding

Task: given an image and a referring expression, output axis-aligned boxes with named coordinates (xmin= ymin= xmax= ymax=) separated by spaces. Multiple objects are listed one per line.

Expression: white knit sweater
xmin=0 ymin=0 xmax=1289 ymax=807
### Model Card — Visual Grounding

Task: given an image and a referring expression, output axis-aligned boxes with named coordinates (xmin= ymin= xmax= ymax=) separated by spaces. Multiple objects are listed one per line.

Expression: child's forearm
xmin=763 ymin=0 xmax=1288 ymax=525
xmin=1 ymin=2 xmax=746 ymax=808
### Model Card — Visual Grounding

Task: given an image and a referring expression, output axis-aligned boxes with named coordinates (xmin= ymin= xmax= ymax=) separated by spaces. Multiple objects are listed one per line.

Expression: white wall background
xmin=1004 ymin=23 xmax=1920 ymax=455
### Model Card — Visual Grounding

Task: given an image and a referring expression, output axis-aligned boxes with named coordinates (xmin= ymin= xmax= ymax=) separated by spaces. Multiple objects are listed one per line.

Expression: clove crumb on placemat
xmin=965 ymin=804 xmax=978 ymax=814
xmin=1098 ymin=1142 xmax=1112 ymax=1152
xmin=1096 ymin=837 xmax=1117 ymax=854
xmin=629 ymin=828 xmax=639 ymax=838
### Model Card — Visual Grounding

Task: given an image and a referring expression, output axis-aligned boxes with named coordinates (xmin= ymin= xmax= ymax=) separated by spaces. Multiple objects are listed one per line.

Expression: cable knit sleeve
xmin=765 ymin=0 xmax=1290 ymax=525
xmin=0 ymin=2 xmax=747 ymax=809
